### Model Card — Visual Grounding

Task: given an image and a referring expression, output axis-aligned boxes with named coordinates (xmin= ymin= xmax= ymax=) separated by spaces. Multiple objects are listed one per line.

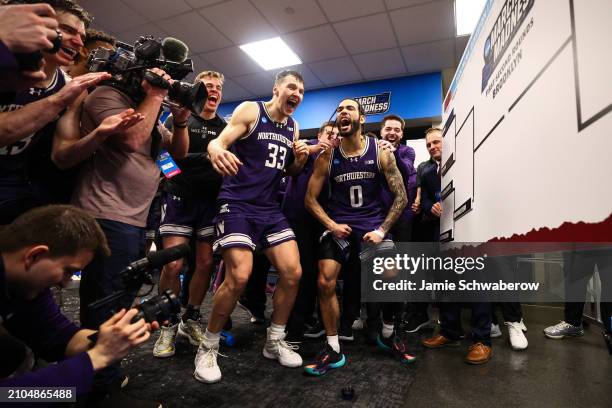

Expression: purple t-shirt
xmin=217 ymin=102 xmax=296 ymax=211
xmin=326 ymin=136 xmax=385 ymax=234
xmin=381 ymin=143 xmax=416 ymax=221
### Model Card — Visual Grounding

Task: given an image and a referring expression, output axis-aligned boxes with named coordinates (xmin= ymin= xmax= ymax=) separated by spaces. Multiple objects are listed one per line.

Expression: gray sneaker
xmin=178 ymin=319 xmax=206 ymax=346
xmin=153 ymin=324 xmax=177 ymax=358
xmin=543 ymin=321 xmax=584 ymax=339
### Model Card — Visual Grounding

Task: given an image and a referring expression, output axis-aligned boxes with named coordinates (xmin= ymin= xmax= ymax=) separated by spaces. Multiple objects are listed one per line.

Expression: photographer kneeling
xmin=0 ymin=205 xmax=158 ymax=396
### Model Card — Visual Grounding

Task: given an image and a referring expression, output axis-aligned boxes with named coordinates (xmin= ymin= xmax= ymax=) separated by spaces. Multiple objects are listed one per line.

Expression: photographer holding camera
xmin=70 ymin=49 xmax=175 ymax=400
xmin=0 ymin=205 xmax=158 ymax=398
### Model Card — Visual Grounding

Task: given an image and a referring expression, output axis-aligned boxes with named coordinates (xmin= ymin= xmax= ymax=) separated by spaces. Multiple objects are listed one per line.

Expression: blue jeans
xmin=79 ymin=219 xmax=145 ymax=390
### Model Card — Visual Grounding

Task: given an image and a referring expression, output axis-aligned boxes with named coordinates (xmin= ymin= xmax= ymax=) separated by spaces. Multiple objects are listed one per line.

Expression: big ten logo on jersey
xmin=0 ymin=134 xmax=35 ymax=156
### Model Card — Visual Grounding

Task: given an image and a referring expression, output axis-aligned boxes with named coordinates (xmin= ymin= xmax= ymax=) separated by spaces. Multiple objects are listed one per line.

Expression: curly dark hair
xmin=85 ymin=28 xmax=115 ymax=48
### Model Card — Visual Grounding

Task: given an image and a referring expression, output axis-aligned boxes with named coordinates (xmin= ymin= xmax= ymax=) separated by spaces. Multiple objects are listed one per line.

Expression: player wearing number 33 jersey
xmin=214 ymin=100 xmax=298 ymax=251
xmin=217 ymin=101 xmax=295 ymax=212
xmin=197 ymin=71 xmax=309 ymax=385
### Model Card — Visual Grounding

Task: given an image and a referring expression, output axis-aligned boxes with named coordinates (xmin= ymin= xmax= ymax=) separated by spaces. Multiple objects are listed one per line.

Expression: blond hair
xmin=194 ymin=70 xmax=225 ymax=85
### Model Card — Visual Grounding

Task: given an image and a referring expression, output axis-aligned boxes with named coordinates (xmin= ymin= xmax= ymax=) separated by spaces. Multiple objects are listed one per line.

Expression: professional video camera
xmin=86 ymin=36 xmax=207 ymax=114
xmin=88 ymin=244 xmax=189 ymax=324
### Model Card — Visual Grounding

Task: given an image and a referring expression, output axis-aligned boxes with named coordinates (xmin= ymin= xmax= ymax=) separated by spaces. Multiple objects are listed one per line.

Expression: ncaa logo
xmin=262 ymin=117 xmax=268 ymax=124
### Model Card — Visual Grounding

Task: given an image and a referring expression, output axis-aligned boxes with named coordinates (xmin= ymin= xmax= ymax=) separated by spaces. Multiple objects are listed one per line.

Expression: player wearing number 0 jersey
xmin=326 ymin=135 xmax=386 ymax=236
xmin=195 ymin=70 xmax=309 ymax=384
xmin=304 ymin=98 xmax=409 ymax=375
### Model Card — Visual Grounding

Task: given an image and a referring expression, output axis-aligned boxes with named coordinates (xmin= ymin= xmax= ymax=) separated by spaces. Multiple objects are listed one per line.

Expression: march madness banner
xmin=440 ymin=0 xmax=612 ymax=243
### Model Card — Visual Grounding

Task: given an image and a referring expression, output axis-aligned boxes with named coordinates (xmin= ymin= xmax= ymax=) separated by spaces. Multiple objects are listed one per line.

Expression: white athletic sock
xmin=327 ymin=335 xmax=340 ymax=353
xmin=268 ymin=323 xmax=286 ymax=339
xmin=203 ymin=329 xmax=221 ymax=348
xmin=382 ymin=322 xmax=394 ymax=339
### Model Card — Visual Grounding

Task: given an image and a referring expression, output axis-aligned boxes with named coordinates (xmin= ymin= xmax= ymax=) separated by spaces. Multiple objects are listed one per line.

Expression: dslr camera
xmin=87 ymin=36 xmax=207 ymax=114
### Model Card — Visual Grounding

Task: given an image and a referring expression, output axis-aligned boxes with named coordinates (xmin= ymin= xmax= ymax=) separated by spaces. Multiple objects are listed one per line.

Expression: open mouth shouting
xmin=338 ymin=115 xmax=352 ymax=133
xmin=285 ymin=96 xmax=299 ymax=112
xmin=58 ymin=45 xmax=78 ymax=62
xmin=207 ymin=93 xmax=219 ymax=106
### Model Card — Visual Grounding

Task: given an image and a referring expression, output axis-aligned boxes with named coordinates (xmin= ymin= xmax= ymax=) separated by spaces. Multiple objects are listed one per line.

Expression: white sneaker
xmin=519 ymin=319 xmax=527 ymax=332
xmin=506 ymin=321 xmax=528 ymax=350
xmin=153 ymin=324 xmax=177 ymax=358
xmin=491 ymin=323 xmax=502 ymax=338
xmin=194 ymin=341 xmax=222 ymax=383
xmin=263 ymin=329 xmax=303 ymax=368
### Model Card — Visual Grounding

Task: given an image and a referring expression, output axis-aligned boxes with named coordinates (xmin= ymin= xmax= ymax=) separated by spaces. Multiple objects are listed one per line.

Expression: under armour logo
xmin=29 ymin=88 xmax=43 ymax=96
xmin=216 ymin=220 xmax=225 ymax=236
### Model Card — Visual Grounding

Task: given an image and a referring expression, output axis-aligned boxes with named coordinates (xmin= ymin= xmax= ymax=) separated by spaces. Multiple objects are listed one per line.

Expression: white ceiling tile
xmin=271 ymin=64 xmax=323 ymax=89
xmin=318 ymin=0 xmax=386 ymax=22
xmin=219 ymin=78 xmax=254 ymax=102
xmin=157 ymin=12 xmax=232 ymax=53
xmin=282 ymin=26 xmax=346 ymax=63
xmin=186 ymin=0 xmax=227 ymax=8
xmin=233 ymin=72 xmax=276 ymax=96
xmin=334 ymin=13 xmax=397 ymax=54
xmin=201 ymin=0 xmax=277 ymax=44
xmin=353 ymin=48 xmax=406 ymax=79
xmin=201 ymin=47 xmax=263 ymax=77
xmin=116 ymin=23 xmax=169 ymax=45
xmin=308 ymin=57 xmax=362 ymax=86
xmin=390 ymin=0 xmax=454 ymax=45
xmin=122 ymin=0 xmax=192 ymax=20
xmin=251 ymin=0 xmax=327 ymax=34
xmin=384 ymin=0 xmax=435 ymax=11
xmin=401 ymin=39 xmax=454 ymax=73
xmin=191 ymin=55 xmax=220 ymax=76
xmin=455 ymin=35 xmax=469 ymax=65
xmin=80 ymin=0 xmax=147 ymax=33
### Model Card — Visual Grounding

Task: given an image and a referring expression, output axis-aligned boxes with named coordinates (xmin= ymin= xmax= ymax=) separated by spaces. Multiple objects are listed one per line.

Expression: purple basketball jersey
xmin=218 ymin=102 xmax=296 ymax=210
xmin=326 ymin=136 xmax=386 ymax=233
xmin=0 ymin=68 xmax=66 ymax=182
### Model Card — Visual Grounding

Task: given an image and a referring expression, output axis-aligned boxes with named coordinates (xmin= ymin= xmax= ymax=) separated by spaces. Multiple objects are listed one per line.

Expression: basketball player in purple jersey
xmin=195 ymin=70 xmax=309 ymax=383
xmin=304 ymin=98 xmax=412 ymax=375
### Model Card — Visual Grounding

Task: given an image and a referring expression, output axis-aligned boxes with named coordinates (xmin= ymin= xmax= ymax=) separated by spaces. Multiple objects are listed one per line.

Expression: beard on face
xmin=338 ymin=118 xmax=361 ymax=137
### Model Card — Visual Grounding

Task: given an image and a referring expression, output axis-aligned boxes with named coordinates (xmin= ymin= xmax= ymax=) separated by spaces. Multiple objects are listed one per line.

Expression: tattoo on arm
xmin=380 ymin=150 xmax=407 ymax=233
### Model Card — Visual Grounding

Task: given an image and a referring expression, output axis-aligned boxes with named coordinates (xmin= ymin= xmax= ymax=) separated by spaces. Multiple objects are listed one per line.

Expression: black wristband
xmin=174 ymin=122 xmax=188 ymax=129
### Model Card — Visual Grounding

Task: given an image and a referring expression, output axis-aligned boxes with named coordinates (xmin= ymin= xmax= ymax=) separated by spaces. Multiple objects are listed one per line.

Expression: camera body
xmin=87 ymin=36 xmax=207 ymax=114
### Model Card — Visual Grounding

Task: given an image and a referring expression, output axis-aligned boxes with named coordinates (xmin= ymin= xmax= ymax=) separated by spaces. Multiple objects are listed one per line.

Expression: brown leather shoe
xmin=422 ymin=334 xmax=460 ymax=349
xmin=465 ymin=342 xmax=492 ymax=364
